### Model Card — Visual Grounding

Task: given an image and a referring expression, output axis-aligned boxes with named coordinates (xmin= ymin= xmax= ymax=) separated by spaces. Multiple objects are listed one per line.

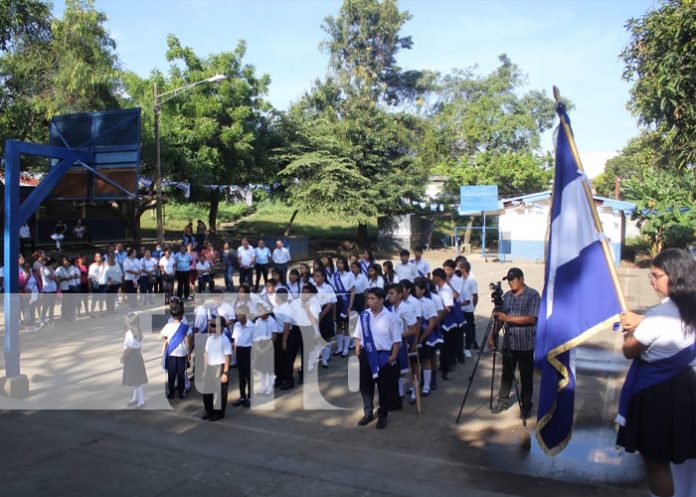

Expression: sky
xmin=54 ymin=0 xmax=658 ymax=178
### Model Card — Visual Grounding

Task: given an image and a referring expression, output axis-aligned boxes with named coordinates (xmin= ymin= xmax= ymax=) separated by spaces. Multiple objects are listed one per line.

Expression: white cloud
xmin=579 ymin=151 xmax=618 ymax=179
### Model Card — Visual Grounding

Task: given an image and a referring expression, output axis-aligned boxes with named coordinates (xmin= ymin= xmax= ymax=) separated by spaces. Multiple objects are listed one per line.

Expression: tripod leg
xmin=512 ymin=374 xmax=527 ymax=428
xmin=490 ymin=350 xmax=497 ymax=410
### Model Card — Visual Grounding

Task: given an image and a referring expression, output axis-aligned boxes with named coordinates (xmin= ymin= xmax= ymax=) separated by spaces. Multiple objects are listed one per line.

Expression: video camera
xmin=489 ymin=281 xmax=504 ymax=311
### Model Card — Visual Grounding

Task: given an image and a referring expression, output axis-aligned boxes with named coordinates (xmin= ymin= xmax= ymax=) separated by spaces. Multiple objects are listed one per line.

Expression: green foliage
xmin=140 ymin=201 xmax=249 ymax=231
xmin=622 ymin=0 xmax=696 ymax=167
xmin=623 ymin=166 xmax=696 ymax=254
xmin=0 ymin=0 xmax=120 ymax=159
xmin=421 ymin=56 xmax=557 ymax=197
xmin=0 ymin=0 xmax=50 ymax=51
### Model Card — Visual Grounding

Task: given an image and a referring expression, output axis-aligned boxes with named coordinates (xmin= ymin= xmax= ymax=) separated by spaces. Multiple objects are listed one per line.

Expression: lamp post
xmin=153 ymin=74 xmax=227 ymax=245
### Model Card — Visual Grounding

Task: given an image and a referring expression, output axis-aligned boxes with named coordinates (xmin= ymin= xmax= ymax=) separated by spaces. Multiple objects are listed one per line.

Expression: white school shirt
xmin=353 ymin=273 xmax=369 ymax=294
xmin=274 ymin=301 xmax=295 ymax=328
xmin=55 ymin=266 xmax=72 ymax=291
xmin=253 ymin=316 xmax=281 ymax=342
xmin=315 ymin=283 xmax=338 ymax=306
xmin=395 ymin=262 xmax=419 ymax=282
xmin=418 ymin=296 xmax=438 ymax=321
xmin=391 ymin=300 xmax=418 ymax=338
xmin=367 ymin=275 xmax=385 ymax=290
xmin=289 ymin=298 xmax=321 ymax=328
xmin=193 ymin=304 xmax=209 ymax=332
xmin=353 ymin=308 xmax=402 ymax=351
xmin=272 ymin=246 xmax=291 ymax=264
xmin=205 ymin=333 xmax=232 ymax=366
xmin=159 ymin=255 xmax=175 ymax=276
xmin=41 ymin=267 xmax=57 ymax=293
xmin=634 ymin=298 xmax=696 ymax=365
xmin=432 ymin=289 xmax=447 ymax=311
xmin=232 ymin=320 xmax=256 ymax=347
xmin=140 ymin=257 xmax=157 ymax=276
xmin=334 ymin=271 xmax=355 ymax=294
xmin=286 ymin=280 xmax=301 ymax=300
xmin=461 ymin=275 xmax=478 ymax=312
xmin=449 ymin=274 xmax=465 ymax=302
xmin=457 ymin=277 xmax=473 ymax=310
xmin=160 ymin=322 xmax=192 ymax=357
xmin=196 ymin=260 xmax=211 ymax=275
xmin=406 ymin=294 xmax=422 ymax=320
xmin=413 ymin=258 xmax=430 ymax=278
xmin=123 ymin=330 xmax=143 ymax=350
xmin=122 ymin=257 xmax=141 ymax=282
xmin=88 ymin=263 xmax=108 ymax=285
xmin=237 ymin=246 xmax=255 ymax=267
xmin=105 ymin=263 xmax=122 ymax=285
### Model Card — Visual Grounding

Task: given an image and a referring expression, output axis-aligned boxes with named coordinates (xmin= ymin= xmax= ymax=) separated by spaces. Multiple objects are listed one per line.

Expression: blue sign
xmin=459 ymin=185 xmax=500 ymax=215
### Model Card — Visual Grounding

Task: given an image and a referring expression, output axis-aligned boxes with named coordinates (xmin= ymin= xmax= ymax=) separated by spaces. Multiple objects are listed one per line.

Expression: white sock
xmin=399 ymin=377 xmax=405 ymax=397
xmin=185 ymin=375 xmax=191 ymax=391
xmin=343 ymin=336 xmax=352 ymax=354
xmin=335 ymin=336 xmax=344 ymax=354
xmin=321 ymin=344 xmax=331 ymax=365
xmin=410 ymin=388 xmax=416 ymax=401
xmin=131 ymin=389 xmax=138 ymax=402
xmin=136 ymin=386 xmax=144 ymax=405
xmin=423 ymin=369 xmax=432 ymax=392
xmin=672 ymin=460 xmax=696 ymax=497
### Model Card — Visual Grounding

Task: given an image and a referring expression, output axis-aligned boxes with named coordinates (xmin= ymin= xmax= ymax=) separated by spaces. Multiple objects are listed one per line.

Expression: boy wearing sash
xmin=443 ymin=259 xmax=468 ymax=364
xmin=432 ymin=268 xmax=456 ymax=381
xmin=160 ymin=300 xmax=192 ymax=399
xmin=353 ymin=287 xmax=401 ymax=429
xmin=411 ymin=246 xmax=430 ymax=279
xmin=333 ymin=256 xmax=355 ymax=358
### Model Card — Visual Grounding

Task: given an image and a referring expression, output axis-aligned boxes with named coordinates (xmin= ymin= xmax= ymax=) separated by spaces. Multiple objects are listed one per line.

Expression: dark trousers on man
xmin=273 ymin=263 xmax=288 ymax=284
xmin=176 ymin=270 xmax=190 ymax=299
xmin=166 ymin=355 xmax=187 ymax=398
xmin=239 ymin=267 xmax=253 ymax=287
xmin=282 ymin=326 xmax=303 ymax=386
xmin=273 ymin=334 xmax=284 ymax=386
xmin=236 ymin=346 xmax=252 ymax=399
xmin=464 ymin=311 xmax=477 ymax=349
xmin=440 ymin=328 xmax=457 ymax=374
xmin=497 ymin=349 xmax=534 ymax=410
xmin=254 ymin=263 xmax=269 ymax=292
xmin=453 ymin=322 xmax=465 ymax=362
xmin=358 ymin=350 xmax=399 ymax=420
xmin=202 ymin=365 xmax=229 ymax=417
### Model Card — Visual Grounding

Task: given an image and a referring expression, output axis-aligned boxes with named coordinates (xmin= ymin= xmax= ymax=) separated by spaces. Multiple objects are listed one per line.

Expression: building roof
xmin=501 ymin=191 xmax=636 ymax=215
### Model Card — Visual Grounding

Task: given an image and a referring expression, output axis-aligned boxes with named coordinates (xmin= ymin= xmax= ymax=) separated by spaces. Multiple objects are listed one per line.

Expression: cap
xmin=503 ymin=267 xmax=524 ymax=281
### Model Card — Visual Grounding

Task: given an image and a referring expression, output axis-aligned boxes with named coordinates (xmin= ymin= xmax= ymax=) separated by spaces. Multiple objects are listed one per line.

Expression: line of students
xmin=156 ymin=249 xmax=479 ymax=429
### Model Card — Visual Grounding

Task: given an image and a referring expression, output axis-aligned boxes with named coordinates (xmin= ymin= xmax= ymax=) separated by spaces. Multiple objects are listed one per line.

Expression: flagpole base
xmin=1 ymin=374 xmax=30 ymax=398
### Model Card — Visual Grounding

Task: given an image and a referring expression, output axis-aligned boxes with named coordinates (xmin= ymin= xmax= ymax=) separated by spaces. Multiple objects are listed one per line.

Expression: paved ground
xmin=0 ymin=250 xmax=659 ymax=497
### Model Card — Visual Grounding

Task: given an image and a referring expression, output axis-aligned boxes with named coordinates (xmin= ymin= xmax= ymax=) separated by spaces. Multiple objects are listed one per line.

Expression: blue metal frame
xmin=3 ymin=139 xmax=94 ymax=378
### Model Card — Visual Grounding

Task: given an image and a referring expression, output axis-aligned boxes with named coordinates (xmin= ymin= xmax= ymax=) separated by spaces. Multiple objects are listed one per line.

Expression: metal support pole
xmin=482 ymin=211 xmax=487 ymax=260
xmin=4 ymin=140 xmax=21 ymax=378
xmin=154 ymin=82 xmax=164 ymax=246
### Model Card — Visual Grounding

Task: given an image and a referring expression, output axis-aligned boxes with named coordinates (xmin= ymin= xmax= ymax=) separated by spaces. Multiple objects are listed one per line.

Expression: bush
xmin=663 ymin=224 xmax=695 ymax=250
xmin=140 ymin=201 xmax=250 ymax=231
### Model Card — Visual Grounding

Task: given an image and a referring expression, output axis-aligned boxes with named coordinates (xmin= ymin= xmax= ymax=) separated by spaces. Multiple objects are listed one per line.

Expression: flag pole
xmin=552 ymin=86 xmax=628 ymax=311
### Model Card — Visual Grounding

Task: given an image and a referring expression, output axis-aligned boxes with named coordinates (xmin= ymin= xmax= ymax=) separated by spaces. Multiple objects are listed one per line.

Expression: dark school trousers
xmin=440 ymin=329 xmax=457 ymax=373
xmin=254 ymin=263 xmax=269 ymax=291
xmin=202 ymin=365 xmax=229 ymax=416
xmin=239 ymin=267 xmax=253 ymax=287
xmin=498 ymin=349 xmax=534 ymax=410
xmin=176 ymin=270 xmax=190 ymax=299
xmin=166 ymin=355 xmax=187 ymax=398
xmin=359 ymin=350 xmax=399 ymax=418
xmin=282 ymin=326 xmax=303 ymax=385
xmin=464 ymin=311 xmax=477 ymax=348
xmin=236 ymin=346 xmax=252 ymax=399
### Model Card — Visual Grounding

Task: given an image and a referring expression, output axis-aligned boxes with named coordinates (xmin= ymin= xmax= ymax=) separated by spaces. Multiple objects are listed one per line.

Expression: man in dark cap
xmin=487 ymin=267 xmax=540 ymax=420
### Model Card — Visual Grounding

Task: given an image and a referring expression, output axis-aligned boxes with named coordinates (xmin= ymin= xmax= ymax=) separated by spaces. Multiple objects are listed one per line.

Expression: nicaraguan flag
xmin=535 ymin=103 xmax=623 ymax=455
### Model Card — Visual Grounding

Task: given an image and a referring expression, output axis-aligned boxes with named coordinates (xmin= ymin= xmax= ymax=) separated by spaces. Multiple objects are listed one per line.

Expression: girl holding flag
xmin=618 ymin=248 xmax=696 ymax=497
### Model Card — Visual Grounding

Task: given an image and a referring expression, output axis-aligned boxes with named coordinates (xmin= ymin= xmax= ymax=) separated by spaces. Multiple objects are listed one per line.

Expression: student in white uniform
xmin=461 ymin=260 xmax=479 ymax=355
xmin=160 ymin=299 xmax=192 ymax=399
xmin=286 ymin=269 xmax=302 ymax=301
xmin=232 ymin=305 xmax=255 ymax=407
xmin=366 ymin=263 xmax=385 ymax=291
xmin=274 ymin=288 xmax=294 ymax=388
xmin=432 ymin=268 xmax=456 ymax=381
xmin=313 ymin=269 xmax=337 ymax=367
xmin=253 ymin=304 xmax=281 ymax=395
xmin=414 ymin=277 xmax=439 ymax=398
xmin=353 ymin=287 xmax=401 ymax=429
xmin=201 ymin=310 xmax=232 ymax=421
xmin=395 ymin=249 xmax=419 ymax=283
xmin=386 ymin=283 xmax=418 ymax=409
xmin=333 ymin=256 xmax=355 ymax=358
xmin=122 ymin=312 xmax=148 ymax=408
xmin=140 ymin=249 xmax=157 ymax=305
xmin=122 ymin=248 xmax=141 ymax=309
xmin=443 ymin=259 xmax=467 ymax=364
xmin=411 ymin=246 xmax=431 ymax=279
xmin=56 ymin=256 xmax=75 ymax=321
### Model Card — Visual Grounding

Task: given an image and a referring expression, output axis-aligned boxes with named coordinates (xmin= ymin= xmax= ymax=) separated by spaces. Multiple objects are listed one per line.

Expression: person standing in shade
xmin=201 ymin=310 xmax=231 ymax=421
xmin=50 ymin=219 xmax=67 ymax=252
xmin=254 ymin=239 xmax=271 ymax=292
xmin=159 ymin=248 xmax=175 ymax=305
xmin=221 ymin=241 xmax=237 ymax=292
xmin=232 ymin=305 xmax=254 ymax=408
xmin=105 ymin=254 xmax=123 ymax=313
xmin=353 ymin=287 xmax=401 ymax=429
xmin=173 ymin=244 xmax=192 ymax=301
xmin=88 ymin=252 xmax=108 ymax=315
xmin=488 ymin=267 xmax=540 ymax=420
xmin=20 ymin=222 xmax=34 ymax=254
xmin=55 ymin=257 xmax=75 ymax=321
xmin=272 ymin=240 xmax=291 ymax=283
xmin=196 ymin=253 xmax=214 ymax=293
xmin=40 ymin=257 xmax=58 ymax=327
xmin=140 ymin=249 xmax=157 ymax=305
xmin=122 ymin=248 xmax=141 ymax=309
xmin=237 ymin=238 xmax=255 ymax=287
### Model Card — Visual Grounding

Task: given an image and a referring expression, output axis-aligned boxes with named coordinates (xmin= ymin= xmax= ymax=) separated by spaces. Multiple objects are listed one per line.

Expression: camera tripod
xmin=455 ymin=307 xmax=526 ymax=428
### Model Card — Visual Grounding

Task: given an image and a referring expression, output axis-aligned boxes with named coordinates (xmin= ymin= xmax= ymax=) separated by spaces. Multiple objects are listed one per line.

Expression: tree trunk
xmin=208 ymin=188 xmax=220 ymax=230
xmin=463 ymin=217 xmax=474 ymax=245
xmin=284 ymin=209 xmax=299 ymax=237
xmin=356 ymin=222 xmax=368 ymax=248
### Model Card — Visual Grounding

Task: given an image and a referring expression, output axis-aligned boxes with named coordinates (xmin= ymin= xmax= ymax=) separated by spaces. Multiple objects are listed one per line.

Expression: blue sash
xmin=360 ymin=260 xmax=370 ymax=276
xmin=360 ymin=310 xmax=390 ymax=378
xmin=333 ymin=271 xmax=350 ymax=318
xmin=617 ymin=342 xmax=695 ymax=426
xmin=411 ymin=259 xmax=425 ymax=278
xmin=164 ymin=322 xmax=189 ymax=365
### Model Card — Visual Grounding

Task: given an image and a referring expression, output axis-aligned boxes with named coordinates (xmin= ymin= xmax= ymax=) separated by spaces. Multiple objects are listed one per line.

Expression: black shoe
xmin=297 ymin=372 xmax=304 ymax=385
xmin=521 ymin=403 xmax=533 ymax=420
xmin=389 ymin=402 xmax=403 ymax=412
xmin=458 ymin=357 xmax=466 ymax=364
xmin=357 ymin=412 xmax=375 ymax=426
xmin=280 ymin=381 xmax=294 ymax=391
xmin=209 ymin=414 xmax=224 ymax=422
xmin=376 ymin=416 xmax=388 ymax=429
xmin=442 ymin=372 xmax=450 ymax=381
xmin=430 ymin=376 xmax=438 ymax=391
xmin=243 ymin=400 xmax=251 ymax=408
xmin=333 ymin=351 xmax=343 ymax=356
xmin=491 ymin=399 xmax=510 ymax=414
xmin=473 ymin=342 xmax=480 ymax=350
xmin=166 ymin=392 xmax=175 ymax=400
xmin=232 ymin=398 xmax=246 ymax=407
xmin=201 ymin=413 xmax=212 ymax=420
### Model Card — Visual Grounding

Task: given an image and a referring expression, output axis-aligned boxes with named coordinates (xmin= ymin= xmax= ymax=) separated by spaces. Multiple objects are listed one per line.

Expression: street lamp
xmin=153 ymin=74 xmax=227 ymax=245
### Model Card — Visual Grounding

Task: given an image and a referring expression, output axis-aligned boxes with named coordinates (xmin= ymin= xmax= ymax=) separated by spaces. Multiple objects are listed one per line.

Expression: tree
xmin=0 ymin=0 xmax=50 ymax=51
xmin=279 ymin=0 xmax=431 ymax=246
xmin=122 ymin=36 xmax=275 ymax=229
xmin=621 ymin=0 xmax=696 ymax=168
xmin=0 ymin=0 xmax=120 ymax=155
xmin=593 ymin=133 xmax=658 ymax=199
xmin=421 ymin=56 xmax=557 ymax=197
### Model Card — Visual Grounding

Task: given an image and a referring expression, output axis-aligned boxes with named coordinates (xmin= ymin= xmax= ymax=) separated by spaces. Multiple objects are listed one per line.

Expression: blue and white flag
xmin=535 ymin=102 xmax=624 ymax=455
